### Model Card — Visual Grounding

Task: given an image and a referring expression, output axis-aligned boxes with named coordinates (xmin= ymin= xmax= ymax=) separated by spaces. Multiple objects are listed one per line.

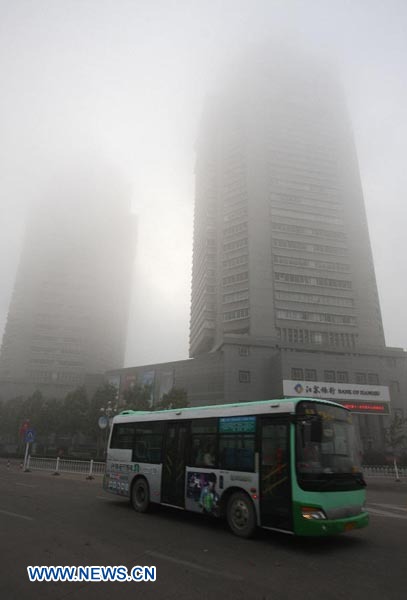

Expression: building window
xmin=238 ymin=346 xmax=250 ymax=356
xmin=311 ymin=332 xmax=323 ymax=344
xmin=355 ymin=373 xmax=367 ymax=384
xmin=367 ymin=373 xmax=379 ymax=385
xmin=239 ymin=370 xmax=251 ymax=383
xmin=223 ymin=289 xmax=249 ymax=303
xmin=223 ymin=308 xmax=249 ymax=322
xmin=336 ymin=371 xmax=349 ymax=383
xmin=276 ymin=309 xmax=356 ymax=325
xmin=305 ymin=369 xmax=317 ymax=381
xmin=324 ymin=370 xmax=336 ymax=382
xmin=291 ymin=368 xmax=304 ymax=380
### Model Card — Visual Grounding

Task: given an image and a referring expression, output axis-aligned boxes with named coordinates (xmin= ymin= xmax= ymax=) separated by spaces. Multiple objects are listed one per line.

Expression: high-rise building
xmin=190 ymin=53 xmax=385 ymax=357
xmin=0 ymin=165 xmax=135 ymax=399
xmin=105 ymin=54 xmax=406 ymax=458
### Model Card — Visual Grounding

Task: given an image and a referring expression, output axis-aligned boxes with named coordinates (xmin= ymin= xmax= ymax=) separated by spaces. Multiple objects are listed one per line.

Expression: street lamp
xmin=98 ymin=400 xmax=118 ymax=459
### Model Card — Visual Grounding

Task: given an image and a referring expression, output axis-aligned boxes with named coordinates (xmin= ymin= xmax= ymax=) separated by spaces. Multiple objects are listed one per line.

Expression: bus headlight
xmin=301 ymin=506 xmax=327 ymax=520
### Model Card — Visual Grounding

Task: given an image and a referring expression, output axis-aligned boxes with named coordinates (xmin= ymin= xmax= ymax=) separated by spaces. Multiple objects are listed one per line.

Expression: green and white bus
xmin=103 ymin=397 xmax=368 ymax=538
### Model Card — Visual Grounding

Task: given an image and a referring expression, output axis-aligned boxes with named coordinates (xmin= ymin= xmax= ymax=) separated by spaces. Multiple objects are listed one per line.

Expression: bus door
xmin=259 ymin=417 xmax=293 ymax=531
xmin=161 ymin=421 xmax=190 ymax=507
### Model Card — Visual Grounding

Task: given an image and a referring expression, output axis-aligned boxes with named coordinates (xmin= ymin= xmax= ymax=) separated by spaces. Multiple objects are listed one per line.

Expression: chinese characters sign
xmin=283 ymin=380 xmax=390 ymax=403
xmin=219 ymin=416 xmax=256 ymax=433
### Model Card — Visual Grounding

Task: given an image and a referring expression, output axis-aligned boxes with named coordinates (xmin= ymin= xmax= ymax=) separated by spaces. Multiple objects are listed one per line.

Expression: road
xmin=0 ymin=464 xmax=405 ymax=600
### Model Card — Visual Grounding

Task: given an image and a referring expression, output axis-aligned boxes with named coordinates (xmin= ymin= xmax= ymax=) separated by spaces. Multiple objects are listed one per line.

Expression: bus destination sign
xmin=219 ymin=416 xmax=256 ymax=433
xmin=339 ymin=401 xmax=390 ymax=415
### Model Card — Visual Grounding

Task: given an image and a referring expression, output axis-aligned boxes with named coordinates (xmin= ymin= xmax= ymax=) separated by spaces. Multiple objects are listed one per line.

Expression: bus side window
xmin=190 ymin=435 xmax=217 ymax=467
xmin=189 ymin=419 xmax=218 ymax=468
xmin=219 ymin=434 xmax=255 ymax=472
xmin=110 ymin=423 xmax=136 ymax=449
xmin=134 ymin=441 xmax=147 ymax=462
xmin=132 ymin=422 xmax=164 ymax=464
xmin=261 ymin=424 xmax=287 ymax=467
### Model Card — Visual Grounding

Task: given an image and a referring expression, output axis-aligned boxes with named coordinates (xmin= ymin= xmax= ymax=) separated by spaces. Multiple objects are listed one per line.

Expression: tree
xmin=36 ymin=398 xmax=61 ymax=454
xmin=88 ymin=384 xmax=119 ymax=439
xmin=0 ymin=396 xmax=25 ymax=446
xmin=88 ymin=383 xmax=119 ymax=459
xmin=61 ymin=386 xmax=89 ymax=443
xmin=18 ymin=391 xmax=45 ymax=451
xmin=155 ymin=387 xmax=189 ymax=411
xmin=385 ymin=412 xmax=407 ymax=458
xmin=385 ymin=412 xmax=407 ymax=480
xmin=122 ymin=384 xmax=152 ymax=411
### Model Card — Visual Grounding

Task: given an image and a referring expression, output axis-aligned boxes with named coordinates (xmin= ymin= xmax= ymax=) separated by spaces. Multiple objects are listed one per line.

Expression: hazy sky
xmin=0 ymin=0 xmax=406 ymax=368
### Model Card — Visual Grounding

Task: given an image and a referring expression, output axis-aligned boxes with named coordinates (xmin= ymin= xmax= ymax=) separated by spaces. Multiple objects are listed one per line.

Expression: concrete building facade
xmin=182 ymin=52 xmax=406 ymax=456
xmin=190 ymin=54 xmax=385 ymax=358
xmin=106 ymin=338 xmax=406 ymax=457
xmin=0 ymin=167 xmax=135 ymax=400
xmin=107 ymin=55 xmax=406 ymax=458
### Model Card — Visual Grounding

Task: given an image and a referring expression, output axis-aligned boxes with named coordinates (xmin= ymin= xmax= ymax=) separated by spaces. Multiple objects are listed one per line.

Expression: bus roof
xmin=113 ymin=396 xmax=346 ymax=423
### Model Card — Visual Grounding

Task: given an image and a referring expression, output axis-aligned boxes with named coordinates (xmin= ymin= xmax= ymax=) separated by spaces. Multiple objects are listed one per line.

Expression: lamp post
xmin=98 ymin=400 xmax=118 ymax=459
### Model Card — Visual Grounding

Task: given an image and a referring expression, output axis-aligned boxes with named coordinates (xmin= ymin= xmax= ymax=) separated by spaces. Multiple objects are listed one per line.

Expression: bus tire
xmin=226 ymin=491 xmax=256 ymax=538
xmin=131 ymin=477 xmax=150 ymax=513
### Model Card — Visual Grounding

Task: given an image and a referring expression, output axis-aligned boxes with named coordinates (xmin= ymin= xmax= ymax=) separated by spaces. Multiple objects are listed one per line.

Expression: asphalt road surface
xmin=0 ymin=464 xmax=406 ymax=600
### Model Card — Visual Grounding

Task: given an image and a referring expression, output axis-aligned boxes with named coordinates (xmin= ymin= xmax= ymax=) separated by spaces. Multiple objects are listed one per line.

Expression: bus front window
xmin=296 ymin=401 xmax=364 ymax=491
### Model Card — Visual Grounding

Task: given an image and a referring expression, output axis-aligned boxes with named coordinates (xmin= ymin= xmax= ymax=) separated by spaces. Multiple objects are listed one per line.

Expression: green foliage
xmin=62 ymin=386 xmax=90 ymax=437
xmin=0 ymin=396 xmax=26 ymax=442
xmin=385 ymin=412 xmax=407 ymax=457
xmin=362 ymin=449 xmax=387 ymax=466
xmin=122 ymin=384 xmax=152 ymax=411
xmin=155 ymin=387 xmax=189 ymax=411
xmin=0 ymin=384 xmax=117 ymax=456
xmin=88 ymin=384 xmax=118 ymax=438
xmin=0 ymin=383 xmax=189 ymax=457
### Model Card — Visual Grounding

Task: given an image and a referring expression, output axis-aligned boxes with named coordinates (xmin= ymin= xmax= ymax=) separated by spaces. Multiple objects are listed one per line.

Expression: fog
xmin=0 ymin=0 xmax=406 ymax=370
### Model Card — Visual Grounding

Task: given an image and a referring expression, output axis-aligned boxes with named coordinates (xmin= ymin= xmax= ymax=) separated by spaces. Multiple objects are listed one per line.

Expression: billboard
xmin=107 ymin=374 xmax=121 ymax=390
xmin=283 ymin=380 xmax=390 ymax=403
xmin=159 ymin=370 xmax=174 ymax=400
xmin=123 ymin=373 xmax=137 ymax=392
xmin=141 ymin=370 xmax=155 ymax=406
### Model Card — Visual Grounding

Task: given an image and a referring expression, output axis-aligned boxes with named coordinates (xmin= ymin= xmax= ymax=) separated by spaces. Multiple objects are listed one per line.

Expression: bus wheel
xmin=131 ymin=478 xmax=150 ymax=513
xmin=226 ymin=492 xmax=256 ymax=538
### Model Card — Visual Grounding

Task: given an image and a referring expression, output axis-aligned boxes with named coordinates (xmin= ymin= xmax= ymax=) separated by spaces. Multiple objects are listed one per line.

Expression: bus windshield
xmin=296 ymin=401 xmax=364 ymax=491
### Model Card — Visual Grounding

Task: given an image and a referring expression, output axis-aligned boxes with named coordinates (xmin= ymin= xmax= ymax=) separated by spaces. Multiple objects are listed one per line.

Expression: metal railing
xmin=22 ymin=457 xmax=406 ymax=480
xmin=363 ymin=465 xmax=407 ymax=479
xmin=26 ymin=456 xmax=105 ymax=478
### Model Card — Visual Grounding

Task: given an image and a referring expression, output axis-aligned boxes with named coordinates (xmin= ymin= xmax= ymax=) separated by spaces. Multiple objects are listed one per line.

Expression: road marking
xmin=15 ymin=483 xmax=37 ymax=488
xmin=367 ymin=507 xmax=407 ymax=520
xmin=0 ymin=508 xmax=34 ymax=521
xmin=145 ymin=550 xmax=244 ymax=581
xmin=368 ymin=503 xmax=407 ymax=512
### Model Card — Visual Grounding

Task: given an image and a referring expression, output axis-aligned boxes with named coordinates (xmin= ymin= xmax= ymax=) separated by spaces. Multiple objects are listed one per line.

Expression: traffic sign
xmin=24 ymin=429 xmax=35 ymax=444
xmin=98 ymin=416 xmax=109 ymax=430
xmin=19 ymin=420 xmax=30 ymax=438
